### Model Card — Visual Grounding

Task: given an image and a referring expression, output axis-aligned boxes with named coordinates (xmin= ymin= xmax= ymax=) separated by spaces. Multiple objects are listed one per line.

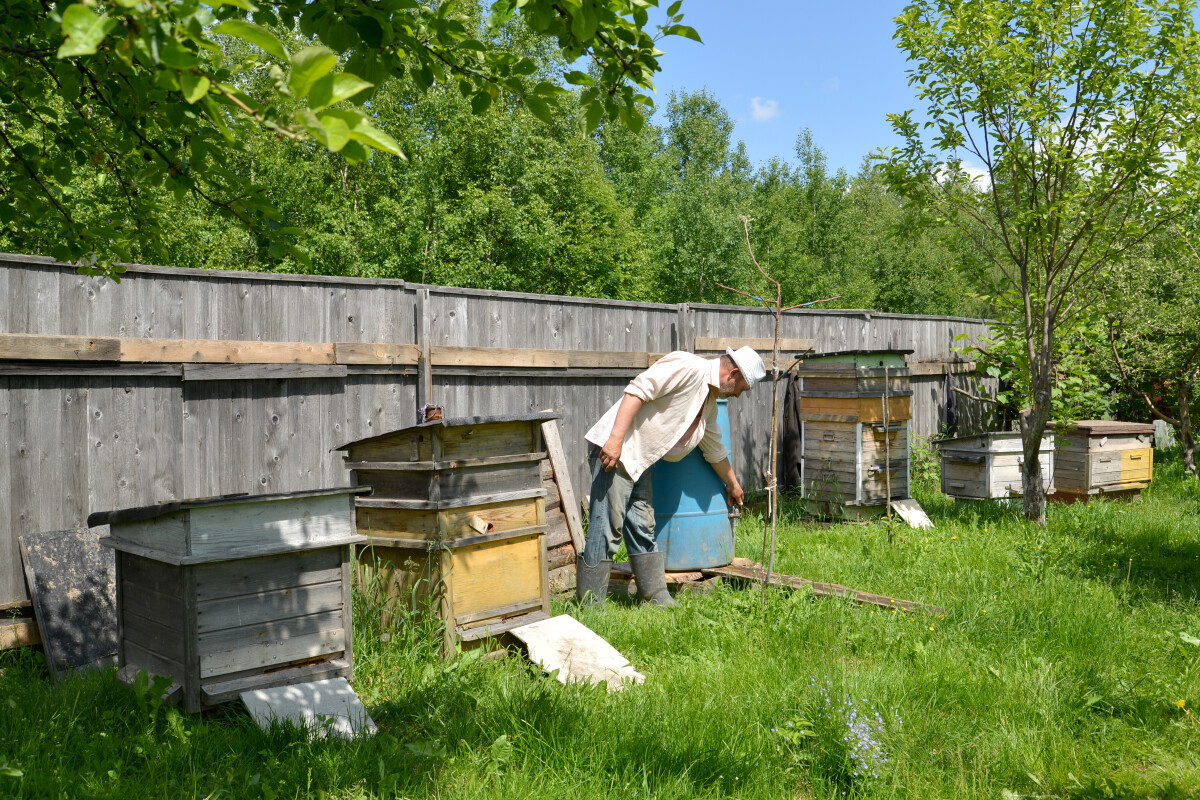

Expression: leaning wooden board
xmin=18 ymin=528 xmax=117 ymax=680
xmin=1050 ymin=421 xmax=1156 ymax=500
xmin=89 ymin=488 xmax=366 ymax=713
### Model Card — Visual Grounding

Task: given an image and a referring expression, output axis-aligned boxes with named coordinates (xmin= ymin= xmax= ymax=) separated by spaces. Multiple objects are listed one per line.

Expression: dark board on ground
xmin=19 ymin=528 xmax=117 ymax=680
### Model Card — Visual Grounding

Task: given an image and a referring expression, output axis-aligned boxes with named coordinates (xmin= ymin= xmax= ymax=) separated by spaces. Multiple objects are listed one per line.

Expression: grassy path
xmin=2 ymin=456 xmax=1198 ymax=799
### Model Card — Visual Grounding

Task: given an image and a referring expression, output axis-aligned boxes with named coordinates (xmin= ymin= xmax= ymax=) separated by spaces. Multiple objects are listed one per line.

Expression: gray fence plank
xmin=0 ymin=378 xmax=15 ymax=605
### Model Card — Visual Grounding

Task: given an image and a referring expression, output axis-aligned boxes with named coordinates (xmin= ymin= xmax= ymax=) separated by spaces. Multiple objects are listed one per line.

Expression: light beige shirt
xmin=585 ymin=351 xmax=729 ymax=481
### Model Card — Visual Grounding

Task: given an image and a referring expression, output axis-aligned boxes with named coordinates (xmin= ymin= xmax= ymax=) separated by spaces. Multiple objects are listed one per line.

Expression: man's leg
xmin=577 ymin=446 xmax=629 ymax=604
xmin=622 ymin=472 xmax=676 ymax=607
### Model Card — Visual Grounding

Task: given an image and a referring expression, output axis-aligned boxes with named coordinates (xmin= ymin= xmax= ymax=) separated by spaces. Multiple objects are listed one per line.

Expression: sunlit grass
xmin=1 ymin=453 xmax=1198 ymax=799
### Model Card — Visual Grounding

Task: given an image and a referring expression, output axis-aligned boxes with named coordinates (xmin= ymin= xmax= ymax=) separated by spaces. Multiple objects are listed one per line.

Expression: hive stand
xmin=793 ymin=350 xmax=913 ymax=520
xmin=89 ymin=488 xmax=366 ymax=714
xmin=338 ymin=412 xmax=557 ymax=657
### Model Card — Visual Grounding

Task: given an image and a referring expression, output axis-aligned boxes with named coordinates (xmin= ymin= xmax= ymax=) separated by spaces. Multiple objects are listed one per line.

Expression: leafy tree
xmin=0 ymin=0 xmax=698 ymax=274
xmin=1105 ymin=227 xmax=1200 ymax=475
xmin=633 ymin=89 xmax=754 ymax=303
xmin=882 ymin=0 xmax=1200 ymax=522
xmin=848 ymin=164 xmax=986 ymax=316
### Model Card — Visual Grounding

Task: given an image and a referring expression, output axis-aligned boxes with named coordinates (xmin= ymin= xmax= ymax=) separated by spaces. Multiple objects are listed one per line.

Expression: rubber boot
xmin=629 ymin=551 xmax=677 ymax=607
xmin=576 ymin=558 xmax=612 ymax=606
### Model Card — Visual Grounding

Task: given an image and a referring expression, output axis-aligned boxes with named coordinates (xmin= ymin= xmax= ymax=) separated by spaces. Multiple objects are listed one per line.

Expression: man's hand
xmin=600 ymin=436 xmax=623 ymax=471
xmin=599 ymin=393 xmax=643 ymax=472
xmin=709 ymin=457 xmax=743 ymax=506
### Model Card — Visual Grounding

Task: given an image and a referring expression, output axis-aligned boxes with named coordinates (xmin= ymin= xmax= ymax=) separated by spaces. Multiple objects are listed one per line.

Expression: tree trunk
xmin=1021 ymin=373 xmax=1052 ymax=524
xmin=1180 ymin=382 xmax=1197 ymax=477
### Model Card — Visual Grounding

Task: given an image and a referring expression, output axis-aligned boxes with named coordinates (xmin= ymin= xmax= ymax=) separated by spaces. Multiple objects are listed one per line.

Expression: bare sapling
xmin=716 ymin=215 xmax=840 ymax=599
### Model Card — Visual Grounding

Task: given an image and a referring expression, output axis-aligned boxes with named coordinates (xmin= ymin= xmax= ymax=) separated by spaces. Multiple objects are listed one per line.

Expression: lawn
xmin=2 ymin=453 xmax=1199 ymax=799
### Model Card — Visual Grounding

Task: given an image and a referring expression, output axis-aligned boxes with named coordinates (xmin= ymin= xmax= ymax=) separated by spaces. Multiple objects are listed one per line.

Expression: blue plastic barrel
xmin=649 ymin=399 xmax=736 ymax=570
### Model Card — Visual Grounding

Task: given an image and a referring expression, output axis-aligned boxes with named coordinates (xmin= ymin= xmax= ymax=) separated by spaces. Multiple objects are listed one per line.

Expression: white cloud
xmin=961 ymin=162 xmax=992 ymax=190
xmin=750 ymin=96 xmax=779 ymax=123
xmin=821 ymin=76 xmax=840 ymax=93
xmin=934 ymin=160 xmax=993 ymax=192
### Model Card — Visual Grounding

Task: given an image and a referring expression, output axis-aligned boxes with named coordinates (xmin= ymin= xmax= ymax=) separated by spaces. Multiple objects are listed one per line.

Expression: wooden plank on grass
xmin=541 ymin=419 xmax=585 ymax=552
xmin=0 ymin=332 xmax=120 ymax=361
xmin=0 ymin=618 xmax=40 ymax=650
xmin=694 ymin=337 xmax=816 ymax=353
xmin=702 ymin=563 xmax=943 ymax=615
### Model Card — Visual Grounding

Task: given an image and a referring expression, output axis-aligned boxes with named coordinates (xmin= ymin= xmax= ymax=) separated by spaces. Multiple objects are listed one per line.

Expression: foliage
xmin=0 ymin=0 xmax=699 ymax=274
xmin=1104 ymin=226 xmax=1200 ymax=475
xmin=882 ymin=0 xmax=1200 ymax=522
xmin=2 ymin=1 xmax=1005 ymax=320
xmin=2 ymin=454 xmax=1200 ymax=798
xmin=959 ymin=293 xmax=1115 ymax=424
xmin=772 ymin=679 xmax=899 ymax=790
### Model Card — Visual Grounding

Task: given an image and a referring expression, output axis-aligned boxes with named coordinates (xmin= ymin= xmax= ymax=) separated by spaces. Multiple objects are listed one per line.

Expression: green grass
xmin=2 ymin=454 xmax=1199 ymax=799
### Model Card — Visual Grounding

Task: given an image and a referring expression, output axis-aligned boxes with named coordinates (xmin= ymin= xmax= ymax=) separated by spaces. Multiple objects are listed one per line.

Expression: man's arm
xmin=600 ymin=393 xmax=644 ymax=471
xmin=708 ymin=457 xmax=745 ymax=506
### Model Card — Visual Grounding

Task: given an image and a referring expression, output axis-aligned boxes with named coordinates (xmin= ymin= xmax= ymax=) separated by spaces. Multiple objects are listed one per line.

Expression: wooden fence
xmin=0 ymin=253 xmax=994 ymax=607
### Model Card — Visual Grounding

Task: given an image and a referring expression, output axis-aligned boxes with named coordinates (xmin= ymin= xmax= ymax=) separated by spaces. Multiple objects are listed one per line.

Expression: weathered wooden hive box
xmin=337 ymin=412 xmax=556 ymax=656
xmin=1051 ymin=420 xmax=1156 ymax=500
xmin=89 ymin=488 xmax=365 ymax=713
xmin=938 ymin=432 xmax=1055 ymax=499
xmin=795 ymin=350 xmax=912 ymax=518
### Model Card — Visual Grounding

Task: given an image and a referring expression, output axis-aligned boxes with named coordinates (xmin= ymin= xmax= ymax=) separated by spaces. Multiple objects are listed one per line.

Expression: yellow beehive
xmin=1051 ymin=421 xmax=1155 ymax=501
xmin=337 ymin=413 xmax=557 ymax=656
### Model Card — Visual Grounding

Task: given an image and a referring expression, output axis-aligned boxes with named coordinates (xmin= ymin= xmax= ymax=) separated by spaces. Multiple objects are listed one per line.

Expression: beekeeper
xmin=577 ymin=346 xmax=766 ymax=607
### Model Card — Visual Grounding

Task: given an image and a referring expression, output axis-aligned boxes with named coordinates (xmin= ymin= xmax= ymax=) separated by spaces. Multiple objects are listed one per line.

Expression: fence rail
xmin=0 ymin=254 xmax=994 ymax=607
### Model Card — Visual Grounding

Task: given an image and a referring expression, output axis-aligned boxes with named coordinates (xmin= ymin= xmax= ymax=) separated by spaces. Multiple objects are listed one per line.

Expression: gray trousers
xmin=580 ymin=444 xmax=657 ymax=566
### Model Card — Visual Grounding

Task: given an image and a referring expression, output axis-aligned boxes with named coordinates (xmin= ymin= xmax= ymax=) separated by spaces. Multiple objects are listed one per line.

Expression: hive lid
xmin=1050 ymin=420 xmax=1156 ymax=435
xmin=334 ymin=411 xmax=560 ymax=452
xmin=936 ymin=430 xmax=1023 ymax=445
xmin=87 ymin=486 xmax=370 ymax=528
xmin=801 ymin=348 xmax=915 ymax=358
xmin=793 ymin=349 xmax=914 ymax=374
xmin=936 ymin=431 xmax=1054 ymax=450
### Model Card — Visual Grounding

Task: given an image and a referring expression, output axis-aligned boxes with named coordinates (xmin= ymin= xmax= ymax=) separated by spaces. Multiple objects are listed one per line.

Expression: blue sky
xmin=645 ymin=1 xmax=919 ymax=176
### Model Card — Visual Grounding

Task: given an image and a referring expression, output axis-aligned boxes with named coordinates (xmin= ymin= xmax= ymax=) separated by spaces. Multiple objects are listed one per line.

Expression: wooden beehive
xmin=337 ymin=412 xmax=557 ymax=656
xmin=794 ymin=350 xmax=913 ymax=519
xmin=89 ymin=488 xmax=366 ymax=713
xmin=1051 ymin=420 xmax=1156 ymax=500
xmin=938 ymin=432 xmax=1055 ymax=499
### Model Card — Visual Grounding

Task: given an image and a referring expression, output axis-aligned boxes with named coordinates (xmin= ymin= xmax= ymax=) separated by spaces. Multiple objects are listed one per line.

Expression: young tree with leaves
xmin=1105 ymin=228 xmax=1200 ymax=475
xmin=0 ymin=0 xmax=699 ymax=275
xmin=882 ymin=0 xmax=1200 ymax=523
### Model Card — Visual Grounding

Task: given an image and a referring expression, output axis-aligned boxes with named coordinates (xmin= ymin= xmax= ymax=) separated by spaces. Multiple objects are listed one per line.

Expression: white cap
xmin=725 ymin=346 xmax=767 ymax=387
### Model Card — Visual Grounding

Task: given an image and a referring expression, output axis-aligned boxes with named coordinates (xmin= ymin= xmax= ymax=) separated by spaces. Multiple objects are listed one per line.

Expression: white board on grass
xmin=509 ymin=614 xmax=645 ymax=691
xmin=892 ymin=498 xmax=933 ymax=530
xmin=241 ymin=678 xmax=376 ymax=740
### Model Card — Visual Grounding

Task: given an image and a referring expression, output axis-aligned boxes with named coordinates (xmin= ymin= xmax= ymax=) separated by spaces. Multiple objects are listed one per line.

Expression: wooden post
xmin=675 ymin=303 xmax=692 ymax=353
xmin=416 ymin=288 xmax=432 ymax=411
xmin=884 ymin=365 xmax=893 ymax=543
